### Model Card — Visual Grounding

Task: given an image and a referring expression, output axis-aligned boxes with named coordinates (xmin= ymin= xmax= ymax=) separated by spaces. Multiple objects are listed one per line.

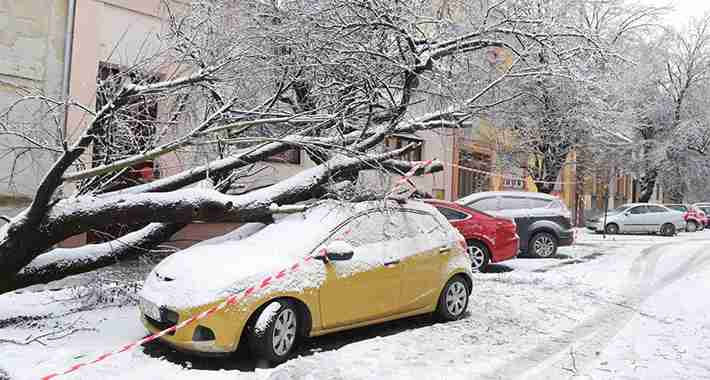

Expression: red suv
xmin=425 ymin=199 xmax=519 ymax=271
xmin=665 ymin=204 xmax=707 ymax=232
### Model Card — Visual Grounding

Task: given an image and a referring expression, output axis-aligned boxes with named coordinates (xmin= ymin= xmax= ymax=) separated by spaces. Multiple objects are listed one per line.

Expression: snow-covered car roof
xmin=456 ymin=191 xmax=558 ymax=205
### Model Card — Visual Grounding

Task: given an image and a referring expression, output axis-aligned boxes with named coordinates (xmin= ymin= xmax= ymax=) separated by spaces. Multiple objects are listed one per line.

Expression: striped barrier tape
xmin=386 ymin=159 xmax=434 ymax=198
xmin=40 ymin=254 xmax=319 ymax=380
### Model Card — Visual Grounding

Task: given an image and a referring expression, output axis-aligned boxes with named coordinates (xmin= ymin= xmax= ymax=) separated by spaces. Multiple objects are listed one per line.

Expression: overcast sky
xmin=639 ymin=0 xmax=710 ymax=26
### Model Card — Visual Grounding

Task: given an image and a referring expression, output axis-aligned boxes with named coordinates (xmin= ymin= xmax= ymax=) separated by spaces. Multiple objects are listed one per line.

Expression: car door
xmin=498 ymin=196 xmax=532 ymax=247
xmin=647 ymin=205 xmax=673 ymax=231
xmin=399 ymin=210 xmax=449 ymax=313
xmin=624 ymin=205 xmax=648 ymax=232
xmin=317 ymin=211 xmax=402 ymax=329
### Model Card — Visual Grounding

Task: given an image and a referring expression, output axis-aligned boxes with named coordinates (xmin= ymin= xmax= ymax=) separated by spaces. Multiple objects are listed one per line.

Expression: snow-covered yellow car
xmin=139 ymin=200 xmax=472 ymax=364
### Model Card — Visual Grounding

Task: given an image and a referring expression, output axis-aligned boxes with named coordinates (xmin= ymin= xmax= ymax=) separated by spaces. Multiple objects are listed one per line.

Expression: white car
xmin=585 ymin=203 xmax=685 ymax=236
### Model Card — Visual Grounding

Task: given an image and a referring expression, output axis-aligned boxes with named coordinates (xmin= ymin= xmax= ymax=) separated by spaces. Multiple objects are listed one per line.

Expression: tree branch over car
xmin=0 ymin=0 xmax=609 ymax=294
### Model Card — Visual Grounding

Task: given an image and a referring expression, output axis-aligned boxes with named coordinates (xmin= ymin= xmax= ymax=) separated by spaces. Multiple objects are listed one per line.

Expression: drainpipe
xmin=61 ymin=0 xmax=77 ymax=138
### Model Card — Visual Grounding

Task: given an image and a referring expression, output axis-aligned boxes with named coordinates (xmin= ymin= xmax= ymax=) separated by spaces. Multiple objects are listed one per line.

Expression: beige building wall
xmin=0 ymin=0 xmax=68 ymax=200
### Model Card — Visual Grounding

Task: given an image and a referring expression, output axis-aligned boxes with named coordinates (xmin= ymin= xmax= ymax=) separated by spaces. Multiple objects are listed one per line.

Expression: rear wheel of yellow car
xmin=248 ymin=299 xmax=299 ymax=365
xmin=435 ymin=276 xmax=470 ymax=321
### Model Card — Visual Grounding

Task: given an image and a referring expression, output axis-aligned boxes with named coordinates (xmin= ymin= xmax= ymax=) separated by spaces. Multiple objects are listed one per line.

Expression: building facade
xmin=1 ymin=0 xmax=666 ymax=246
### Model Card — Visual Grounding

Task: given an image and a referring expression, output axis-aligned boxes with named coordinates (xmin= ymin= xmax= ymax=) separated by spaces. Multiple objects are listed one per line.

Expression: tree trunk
xmin=637 ymin=169 xmax=657 ymax=203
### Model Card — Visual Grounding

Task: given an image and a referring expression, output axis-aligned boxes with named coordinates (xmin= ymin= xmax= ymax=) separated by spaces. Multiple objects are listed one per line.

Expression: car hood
xmin=140 ymin=220 xmax=331 ymax=310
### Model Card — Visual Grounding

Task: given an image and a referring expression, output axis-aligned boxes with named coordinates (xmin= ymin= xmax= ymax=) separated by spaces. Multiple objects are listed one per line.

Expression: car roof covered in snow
xmin=456 ymin=191 xmax=557 ymax=205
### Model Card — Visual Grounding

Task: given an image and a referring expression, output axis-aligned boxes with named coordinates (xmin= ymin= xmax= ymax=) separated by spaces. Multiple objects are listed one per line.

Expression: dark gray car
xmin=456 ymin=191 xmax=574 ymax=258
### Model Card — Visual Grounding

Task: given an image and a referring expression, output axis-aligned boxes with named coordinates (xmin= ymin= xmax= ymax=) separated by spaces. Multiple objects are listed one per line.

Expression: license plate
xmin=140 ymin=298 xmax=162 ymax=321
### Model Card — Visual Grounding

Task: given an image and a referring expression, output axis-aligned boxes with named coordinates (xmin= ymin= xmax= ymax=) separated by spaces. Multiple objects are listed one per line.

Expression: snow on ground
xmin=2 ymin=230 xmax=710 ymax=380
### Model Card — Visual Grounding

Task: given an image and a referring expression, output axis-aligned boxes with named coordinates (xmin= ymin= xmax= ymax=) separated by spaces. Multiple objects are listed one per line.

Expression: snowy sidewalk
xmin=2 ymin=230 xmax=710 ymax=380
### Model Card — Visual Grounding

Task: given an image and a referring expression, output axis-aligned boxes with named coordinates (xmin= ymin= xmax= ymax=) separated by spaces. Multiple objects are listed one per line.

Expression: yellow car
xmin=139 ymin=199 xmax=473 ymax=364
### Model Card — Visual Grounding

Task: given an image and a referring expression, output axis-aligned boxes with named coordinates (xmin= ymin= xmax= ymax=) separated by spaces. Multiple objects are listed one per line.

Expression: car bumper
xmin=559 ymin=229 xmax=575 ymax=246
xmin=139 ymin=301 xmax=247 ymax=355
xmin=490 ymin=234 xmax=519 ymax=263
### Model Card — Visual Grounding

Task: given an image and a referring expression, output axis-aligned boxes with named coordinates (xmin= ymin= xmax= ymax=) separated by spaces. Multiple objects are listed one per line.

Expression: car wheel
xmin=686 ymin=221 xmax=698 ymax=233
xmin=661 ymin=223 xmax=676 ymax=237
xmin=605 ymin=223 xmax=620 ymax=235
xmin=248 ymin=299 xmax=299 ymax=365
xmin=466 ymin=241 xmax=490 ymax=272
xmin=528 ymin=232 xmax=558 ymax=258
xmin=436 ymin=276 xmax=470 ymax=321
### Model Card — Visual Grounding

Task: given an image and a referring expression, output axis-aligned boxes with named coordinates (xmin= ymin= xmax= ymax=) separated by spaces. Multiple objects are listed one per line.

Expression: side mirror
xmin=319 ymin=241 xmax=355 ymax=262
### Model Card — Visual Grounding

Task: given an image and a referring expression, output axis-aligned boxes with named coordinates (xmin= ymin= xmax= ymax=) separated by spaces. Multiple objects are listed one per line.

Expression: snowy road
xmin=2 ymin=231 xmax=710 ymax=380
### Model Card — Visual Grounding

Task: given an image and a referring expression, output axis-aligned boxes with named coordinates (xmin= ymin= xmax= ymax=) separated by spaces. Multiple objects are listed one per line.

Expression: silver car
xmin=586 ymin=203 xmax=685 ymax=236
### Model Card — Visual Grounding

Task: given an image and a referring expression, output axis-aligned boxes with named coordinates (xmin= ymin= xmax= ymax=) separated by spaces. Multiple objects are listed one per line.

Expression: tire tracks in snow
xmin=477 ymin=236 xmax=710 ymax=380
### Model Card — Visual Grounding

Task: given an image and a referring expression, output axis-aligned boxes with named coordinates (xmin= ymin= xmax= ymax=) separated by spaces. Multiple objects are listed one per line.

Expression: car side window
xmin=382 ymin=210 xmax=421 ymax=240
xmin=415 ymin=212 xmax=449 ymax=243
xmin=647 ymin=206 xmax=667 ymax=213
xmin=470 ymin=197 xmax=498 ymax=211
xmin=629 ymin=206 xmax=647 ymax=214
xmin=500 ymin=197 xmax=530 ymax=210
xmin=530 ymin=198 xmax=553 ymax=208
xmin=330 ymin=212 xmax=388 ymax=247
xmin=435 ymin=206 xmax=469 ymax=221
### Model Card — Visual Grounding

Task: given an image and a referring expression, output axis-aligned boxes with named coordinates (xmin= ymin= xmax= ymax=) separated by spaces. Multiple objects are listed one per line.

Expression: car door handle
xmin=439 ymin=247 xmax=451 ymax=254
xmin=384 ymin=260 xmax=400 ymax=266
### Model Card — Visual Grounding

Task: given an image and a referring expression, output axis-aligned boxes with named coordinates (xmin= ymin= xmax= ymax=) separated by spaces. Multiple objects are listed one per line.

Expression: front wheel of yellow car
xmin=248 ymin=299 xmax=299 ymax=365
xmin=435 ymin=276 xmax=470 ymax=321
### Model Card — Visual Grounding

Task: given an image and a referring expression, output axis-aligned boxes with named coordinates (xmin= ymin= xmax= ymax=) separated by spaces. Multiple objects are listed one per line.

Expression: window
xmin=667 ymin=205 xmax=686 ymax=212
xmin=500 ymin=197 xmax=530 ymax=210
xmin=530 ymin=198 xmax=553 ymax=209
xmin=457 ymin=149 xmax=492 ymax=197
xmin=384 ymin=135 xmax=423 ymax=162
xmin=629 ymin=206 xmax=648 ymax=214
xmin=265 ymin=148 xmax=301 ymax=165
xmin=469 ymin=197 xmax=498 ymax=211
xmin=94 ymin=62 xmax=159 ymax=168
xmin=435 ymin=206 xmax=469 ymax=221
xmin=382 ymin=211 xmax=421 ymax=240
xmin=647 ymin=205 xmax=667 ymax=213
xmin=332 ymin=212 xmax=388 ymax=247
xmin=416 ymin=212 xmax=448 ymax=240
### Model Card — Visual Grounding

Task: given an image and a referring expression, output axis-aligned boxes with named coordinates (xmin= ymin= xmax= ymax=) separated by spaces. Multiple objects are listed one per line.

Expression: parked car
xmin=424 ymin=199 xmax=519 ymax=271
xmin=664 ymin=204 xmax=707 ymax=232
xmin=139 ymin=200 xmax=473 ymax=364
xmin=585 ymin=203 xmax=685 ymax=236
xmin=692 ymin=203 xmax=710 ymax=227
xmin=456 ymin=191 xmax=574 ymax=258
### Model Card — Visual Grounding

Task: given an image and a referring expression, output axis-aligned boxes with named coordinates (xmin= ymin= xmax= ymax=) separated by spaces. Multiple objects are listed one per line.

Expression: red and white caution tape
xmin=40 ymin=254 xmax=319 ymax=380
xmin=386 ymin=159 xmax=434 ymax=198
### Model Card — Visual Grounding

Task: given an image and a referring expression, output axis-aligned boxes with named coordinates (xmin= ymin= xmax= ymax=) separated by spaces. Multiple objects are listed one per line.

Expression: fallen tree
xmin=0 ymin=0 xmax=610 ymax=293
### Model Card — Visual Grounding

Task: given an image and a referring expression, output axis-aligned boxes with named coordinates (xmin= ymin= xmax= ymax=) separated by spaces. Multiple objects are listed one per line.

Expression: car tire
xmin=435 ymin=276 xmax=470 ymax=322
xmin=686 ymin=221 xmax=698 ymax=233
xmin=466 ymin=241 xmax=490 ymax=272
xmin=247 ymin=299 xmax=299 ymax=366
xmin=528 ymin=232 xmax=558 ymax=258
xmin=605 ymin=223 xmax=620 ymax=235
xmin=661 ymin=223 xmax=676 ymax=237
